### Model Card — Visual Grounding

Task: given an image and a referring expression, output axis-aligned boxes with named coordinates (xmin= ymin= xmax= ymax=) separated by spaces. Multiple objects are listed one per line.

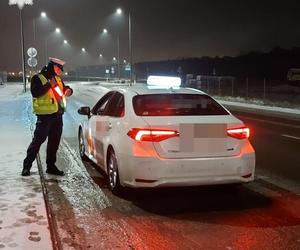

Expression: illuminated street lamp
xmin=36 ymin=11 xmax=50 ymax=64
xmin=102 ymin=27 xmax=120 ymax=79
xmin=116 ymin=8 xmax=133 ymax=83
xmin=45 ymin=25 xmax=70 ymax=64
xmin=45 ymin=27 xmax=62 ymax=64
xmin=81 ymin=48 xmax=86 ymax=52
xmin=116 ymin=8 xmax=122 ymax=15
xmin=8 ymin=0 xmax=33 ymax=92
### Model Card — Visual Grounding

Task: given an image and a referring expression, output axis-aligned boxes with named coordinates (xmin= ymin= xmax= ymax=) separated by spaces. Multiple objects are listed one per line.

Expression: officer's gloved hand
xmin=65 ymin=88 xmax=72 ymax=97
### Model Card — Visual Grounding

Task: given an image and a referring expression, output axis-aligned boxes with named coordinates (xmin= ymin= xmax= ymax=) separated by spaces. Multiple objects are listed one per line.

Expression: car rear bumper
xmin=118 ymin=152 xmax=255 ymax=188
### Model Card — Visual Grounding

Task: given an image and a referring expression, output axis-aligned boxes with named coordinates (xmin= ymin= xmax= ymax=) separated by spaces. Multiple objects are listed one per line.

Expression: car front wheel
xmin=107 ymin=149 xmax=121 ymax=194
xmin=78 ymin=128 xmax=88 ymax=161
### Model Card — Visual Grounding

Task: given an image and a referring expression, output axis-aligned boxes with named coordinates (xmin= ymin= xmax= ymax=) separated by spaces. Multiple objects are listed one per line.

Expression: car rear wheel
xmin=78 ymin=128 xmax=88 ymax=161
xmin=107 ymin=149 xmax=121 ymax=194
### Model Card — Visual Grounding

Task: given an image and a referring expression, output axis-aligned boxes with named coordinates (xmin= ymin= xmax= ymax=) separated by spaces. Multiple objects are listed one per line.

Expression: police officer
xmin=22 ymin=58 xmax=73 ymax=176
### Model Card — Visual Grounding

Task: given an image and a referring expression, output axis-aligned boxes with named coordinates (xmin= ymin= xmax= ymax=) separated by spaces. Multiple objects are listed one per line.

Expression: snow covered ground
xmin=0 ymin=84 xmax=52 ymax=249
xmin=217 ymin=99 xmax=300 ymax=118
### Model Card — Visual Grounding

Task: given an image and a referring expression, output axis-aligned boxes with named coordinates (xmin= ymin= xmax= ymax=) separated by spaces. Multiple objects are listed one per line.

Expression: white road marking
xmin=256 ymin=173 xmax=300 ymax=195
xmin=281 ymin=134 xmax=300 ymax=140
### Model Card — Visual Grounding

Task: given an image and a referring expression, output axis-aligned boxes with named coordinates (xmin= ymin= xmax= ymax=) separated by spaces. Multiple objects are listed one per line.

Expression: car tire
xmin=78 ymin=128 xmax=88 ymax=161
xmin=107 ymin=149 xmax=122 ymax=194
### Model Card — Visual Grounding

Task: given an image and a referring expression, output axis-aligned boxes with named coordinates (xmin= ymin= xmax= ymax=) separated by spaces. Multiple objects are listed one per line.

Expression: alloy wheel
xmin=79 ymin=130 xmax=86 ymax=159
xmin=108 ymin=151 xmax=118 ymax=190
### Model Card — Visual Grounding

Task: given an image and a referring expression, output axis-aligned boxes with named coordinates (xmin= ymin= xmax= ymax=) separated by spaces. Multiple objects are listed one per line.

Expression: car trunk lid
xmin=141 ymin=116 xmax=243 ymax=159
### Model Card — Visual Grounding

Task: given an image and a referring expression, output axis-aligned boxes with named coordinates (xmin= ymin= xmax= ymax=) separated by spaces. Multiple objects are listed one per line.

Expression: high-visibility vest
xmin=32 ymin=74 xmax=66 ymax=114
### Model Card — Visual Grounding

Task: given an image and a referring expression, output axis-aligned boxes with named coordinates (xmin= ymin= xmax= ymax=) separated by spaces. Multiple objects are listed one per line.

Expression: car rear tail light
xmin=227 ymin=127 xmax=250 ymax=139
xmin=127 ymin=128 xmax=179 ymax=142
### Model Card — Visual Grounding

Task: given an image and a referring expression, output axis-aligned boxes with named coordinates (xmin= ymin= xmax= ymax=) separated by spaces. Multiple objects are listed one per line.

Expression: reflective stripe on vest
xmin=32 ymin=74 xmax=66 ymax=114
xmin=54 ymin=76 xmax=67 ymax=109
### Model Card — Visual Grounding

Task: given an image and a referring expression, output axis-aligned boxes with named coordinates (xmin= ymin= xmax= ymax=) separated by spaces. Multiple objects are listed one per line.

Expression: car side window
xmin=103 ymin=92 xmax=124 ymax=117
xmin=92 ymin=92 xmax=114 ymax=115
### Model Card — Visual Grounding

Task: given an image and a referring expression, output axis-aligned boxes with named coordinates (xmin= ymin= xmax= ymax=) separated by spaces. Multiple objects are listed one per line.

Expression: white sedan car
xmin=78 ymin=77 xmax=255 ymax=193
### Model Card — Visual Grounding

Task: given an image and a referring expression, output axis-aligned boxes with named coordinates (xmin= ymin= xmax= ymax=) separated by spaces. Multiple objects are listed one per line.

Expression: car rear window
xmin=133 ymin=94 xmax=229 ymax=116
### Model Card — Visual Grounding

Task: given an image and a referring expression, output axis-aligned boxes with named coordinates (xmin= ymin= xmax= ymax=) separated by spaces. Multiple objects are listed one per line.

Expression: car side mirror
xmin=78 ymin=106 xmax=91 ymax=118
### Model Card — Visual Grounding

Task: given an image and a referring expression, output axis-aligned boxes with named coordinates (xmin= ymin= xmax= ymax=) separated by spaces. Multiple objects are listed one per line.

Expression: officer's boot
xmin=21 ymin=167 xmax=31 ymax=176
xmin=46 ymin=165 xmax=64 ymax=176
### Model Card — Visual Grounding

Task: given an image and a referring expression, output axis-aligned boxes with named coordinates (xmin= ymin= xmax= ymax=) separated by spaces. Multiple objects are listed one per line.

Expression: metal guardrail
xmin=61 ymin=76 xmax=135 ymax=84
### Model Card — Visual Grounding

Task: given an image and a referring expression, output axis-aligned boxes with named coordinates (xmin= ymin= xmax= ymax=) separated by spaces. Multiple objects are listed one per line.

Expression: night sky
xmin=1 ymin=0 xmax=300 ymax=72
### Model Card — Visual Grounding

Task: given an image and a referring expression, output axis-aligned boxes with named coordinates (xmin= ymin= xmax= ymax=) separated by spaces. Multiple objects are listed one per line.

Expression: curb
xmin=36 ymin=153 xmax=62 ymax=250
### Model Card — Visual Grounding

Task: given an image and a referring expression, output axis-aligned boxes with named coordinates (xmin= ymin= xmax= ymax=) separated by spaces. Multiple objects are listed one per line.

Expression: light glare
xmin=9 ymin=0 xmax=33 ymax=9
xmin=55 ymin=28 xmax=60 ymax=33
xmin=147 ymin=75 xmax=181 ymax=87
xmin=116 ymin=8 xmax=122 ymax=15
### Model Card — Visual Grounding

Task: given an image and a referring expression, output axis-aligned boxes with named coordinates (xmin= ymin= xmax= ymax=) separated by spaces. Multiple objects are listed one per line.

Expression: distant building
xmin=287 ymin=68 xmax=300 ymax=81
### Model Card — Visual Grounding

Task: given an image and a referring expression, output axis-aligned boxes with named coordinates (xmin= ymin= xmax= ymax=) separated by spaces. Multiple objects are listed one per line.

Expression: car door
xmin=95 ymin=92 xmax=125 ymax=169
xmin=88 ymin=92 xmax=115 ymax=166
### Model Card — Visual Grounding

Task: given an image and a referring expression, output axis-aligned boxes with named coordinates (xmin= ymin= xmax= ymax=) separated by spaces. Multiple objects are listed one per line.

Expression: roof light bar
xmin=147 ymin=75 xmax=181 ymax=87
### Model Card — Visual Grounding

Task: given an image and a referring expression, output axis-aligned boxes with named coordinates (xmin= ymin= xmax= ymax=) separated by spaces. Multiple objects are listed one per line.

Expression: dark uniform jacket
xmin=30 ymin=66 xmax=73 ymax=114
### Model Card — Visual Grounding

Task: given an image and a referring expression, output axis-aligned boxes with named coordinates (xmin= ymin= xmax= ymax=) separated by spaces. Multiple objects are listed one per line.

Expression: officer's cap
xmin=48 ymin=57 xmax=65 ymax=71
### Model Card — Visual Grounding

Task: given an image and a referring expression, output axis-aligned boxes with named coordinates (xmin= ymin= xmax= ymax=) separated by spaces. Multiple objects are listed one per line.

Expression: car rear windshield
xmin=133 ymin=94 xmax=229 ymax=116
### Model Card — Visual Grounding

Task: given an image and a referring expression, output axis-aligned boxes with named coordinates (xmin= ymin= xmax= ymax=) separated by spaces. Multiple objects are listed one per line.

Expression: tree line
xmin=134 ymin=47 xmax=300 ymax=81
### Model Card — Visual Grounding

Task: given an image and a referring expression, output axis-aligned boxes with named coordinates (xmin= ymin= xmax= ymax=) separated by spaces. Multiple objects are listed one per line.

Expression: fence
xmin=186 ymin=75 xmax=300 ymax=107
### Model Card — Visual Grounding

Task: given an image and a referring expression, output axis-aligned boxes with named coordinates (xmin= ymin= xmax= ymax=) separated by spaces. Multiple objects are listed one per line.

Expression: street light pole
xmin=116 ymin=8 xmax=133 ymax=84
xmin=129 ymin=12 xmax=133 ymax=84
xmin=19 ymin=8 xmax=26 ymax=92
xmin=45 ymin=39 xmax=48 ymax=65
xmin=39 ymin=12 xmax=49 ymax=65
xmin=33 ymin=17 xmax=36 ymax=43
xmin=117 ymin=34 xmax=120 ymax=80
xmin=9 ymin=0 xmax=33 ymax=92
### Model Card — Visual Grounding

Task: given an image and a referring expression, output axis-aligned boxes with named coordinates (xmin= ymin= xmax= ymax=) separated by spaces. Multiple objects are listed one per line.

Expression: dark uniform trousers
xmin=23 ymin=113 xmax=63 ymax=169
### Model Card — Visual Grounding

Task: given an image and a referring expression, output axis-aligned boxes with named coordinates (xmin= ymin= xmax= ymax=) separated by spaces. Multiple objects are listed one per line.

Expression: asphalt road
xmin=35 ymin=82 xmax=300 ymax=250
xmin=227 ymin=106 xmax=300 ymax=186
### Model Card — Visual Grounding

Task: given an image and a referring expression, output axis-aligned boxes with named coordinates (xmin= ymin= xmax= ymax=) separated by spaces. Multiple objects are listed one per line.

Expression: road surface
xmin=33 ymin=82 xmax=300 ymax=249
